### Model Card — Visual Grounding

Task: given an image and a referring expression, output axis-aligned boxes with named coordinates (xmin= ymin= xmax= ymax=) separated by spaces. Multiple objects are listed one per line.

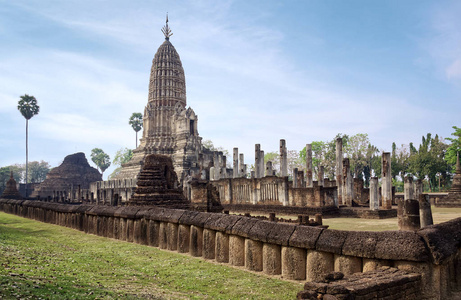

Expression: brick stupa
xmin=128 ymin=154 xmax=189 ymax=208
xmin=31 ymin=152 xmax=102 ymax=199
xmin=1 ymin=171 xmax=22 ymax=199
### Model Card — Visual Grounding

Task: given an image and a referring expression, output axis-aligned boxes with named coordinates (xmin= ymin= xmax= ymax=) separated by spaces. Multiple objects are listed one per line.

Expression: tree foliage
xmin=90 ymin=148 xmax=111 ymax=177
xmin=109 ymin=148 xmax=133 ymax=179
xmin=408 ymin=133 xmax=448 ymax=191
xmin=17 ymin=94 xmax=40 ymax=120
xmin=445 ymin=126 xmax=461 ymax=171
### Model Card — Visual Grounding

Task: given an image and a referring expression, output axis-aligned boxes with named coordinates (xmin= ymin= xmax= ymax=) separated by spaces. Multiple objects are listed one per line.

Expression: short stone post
xmin=414 ymin=179 xmax=423 ymax=200
xmin=293 ymin=168 xmax=298 ymax=188
xmin=255 ymin=144 xmax=261 ymax=178
xmin=306 ymin=144 xmax=313 ymax=187
xmin=265 ymin=161 xmax=273 ymax=177
xmin=336 ymin=138 xmax=343 ymax=205
xmin=239 ymin=154 xmax=245 ymax=177
xmin=381 ymin=152 xmax=392 ymax=209
xmin=259 ymin=150 xmax=264 ymax=178
xmin=398 ymin=198 xmax=420 ymax=231
xmin=369 ymin=177 xmax=379 ymax=210
xmin=280 ymin=139 xmax=288 ymax=177
xmin=209 ymin=166 xmax=215 ymax=181
xmin=233 ymin=148 xmax=239 ymax=178
xmin=404 ymin=176 xmax=414 ymax=200
xmin=318 ymin=166 xmax=324 ymax=187
xmin=419 ymin=194 xmax=433 ymax=228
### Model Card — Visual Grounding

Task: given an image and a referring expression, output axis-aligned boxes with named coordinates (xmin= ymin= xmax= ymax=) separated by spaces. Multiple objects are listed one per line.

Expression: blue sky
xmin=1 ymin=0 xmax=460 ymax=179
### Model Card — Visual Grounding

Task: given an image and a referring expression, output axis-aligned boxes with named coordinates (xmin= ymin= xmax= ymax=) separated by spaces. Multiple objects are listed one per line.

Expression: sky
xmin=1 ymin=0 xmax=460 ymax=179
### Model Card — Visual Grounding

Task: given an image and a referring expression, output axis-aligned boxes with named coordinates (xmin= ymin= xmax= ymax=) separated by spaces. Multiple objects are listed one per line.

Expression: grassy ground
xmin=323 ymin=206 xmax=461 ymax=231
xmin=0 ymin=212 xmax=302 ymax=299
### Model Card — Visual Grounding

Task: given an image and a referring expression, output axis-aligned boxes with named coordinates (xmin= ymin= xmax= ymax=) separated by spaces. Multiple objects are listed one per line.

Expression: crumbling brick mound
xmin=1 ymin=172 xmax=22 ymax=199
xmin=31 ymin=152 xmax=101 ymax=198
xmin=129 ymin=154 xmax=189 ymax=209
xmin=297 ymin=267 xmax=421 ymax=300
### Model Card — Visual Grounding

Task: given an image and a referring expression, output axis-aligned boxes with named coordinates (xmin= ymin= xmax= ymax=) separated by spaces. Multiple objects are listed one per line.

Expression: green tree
xmin=90 ymin=148 xmax=111 ymax=178
xmin=408 ymin=133 xmax=448 ymax=191
xmin=109 ymin=148 xmax=133 ymax=179
xmin=27 ymin=161 xmax=51 ymax=183
xmin=445 ymin=126 xmax=461 ymax=172
xmin=17 ymin=94 xmax=40 ymax=197
xmin=129 ymin=113 xmax=143 ymax=148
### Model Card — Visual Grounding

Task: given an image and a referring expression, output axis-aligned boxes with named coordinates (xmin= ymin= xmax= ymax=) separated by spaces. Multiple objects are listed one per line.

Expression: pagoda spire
xmin=161 ymin=13 xmax=173 ymax=41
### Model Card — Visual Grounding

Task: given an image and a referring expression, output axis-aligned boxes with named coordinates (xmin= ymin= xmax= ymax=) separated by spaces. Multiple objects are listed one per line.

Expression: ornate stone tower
xmin=115 ymin=16 xmax=202 ymax=183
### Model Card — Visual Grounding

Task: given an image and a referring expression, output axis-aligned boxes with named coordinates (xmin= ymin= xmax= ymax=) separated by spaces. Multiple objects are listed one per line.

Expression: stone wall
xmin=1 ymin=199 xmax=460 ymax=299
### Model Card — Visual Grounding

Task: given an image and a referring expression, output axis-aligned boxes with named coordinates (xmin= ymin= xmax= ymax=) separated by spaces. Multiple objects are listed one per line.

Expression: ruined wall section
xmin=2 ymin=199 xmax=460 ymax=299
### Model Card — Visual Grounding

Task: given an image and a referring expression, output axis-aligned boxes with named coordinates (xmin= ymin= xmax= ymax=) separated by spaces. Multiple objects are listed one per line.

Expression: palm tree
xmin=129 ymin=113 xmax=143 ymax=148
xmin=17 ymin=94 xmax=40 ymax=197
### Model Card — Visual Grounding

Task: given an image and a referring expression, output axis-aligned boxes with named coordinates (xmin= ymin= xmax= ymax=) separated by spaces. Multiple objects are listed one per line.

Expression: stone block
xmin=374 ymin=231 xmax=430 ymax=262
xmin=229 ymin=235 xmax=245 ymax=266
xmin=190 ymin=225 xmax=203 ymax=257
xmin=334 ymin=254 xmax=362 ymax=276
xmin=126 ymin=219 xmax=135 ymax=242
xmin=362 ymin=258 xmax=391 ymax=273
xmin=159 ymin=222 xmax=168 ymax=249
xmin=215 ymin=231 xmax=229 ymax=263
xmin=266 ymin=223 xmax=296 ymax=246
xmin=178 ymin=224 xmax=190 ymax=253
xmin=394 ymin=261 xmax=435 ymax=298
xmin=342 ymin=231 xmax=379 ymax=258
xmin=230 ymin=217 xmax=259 ymax=238
xmin=167 ymin=223 xmax=178 ymax=251
xmin=147 ymin=220 xmax=160 ymax=247
xmin=289 ymin=225 xmax=324 ymax=249
xmin=306 ymin=250 xmax=334 ymax=282
xmin=203 ymin=229 xmax=216 ymax=260
xmin=120 ymin=218 xmax=127 ymax=241
xmin=282 ymin=246 xmax=306 ymax=280
xmin=247 ymin=220 xmax=276 ymax=242
xmin=316 ymin=229 xmax=348 ymax=254
xmin=263 ymin=243 xmax=281 ymax=275
xmin=245 ymin=239 xmax=263 ymax=272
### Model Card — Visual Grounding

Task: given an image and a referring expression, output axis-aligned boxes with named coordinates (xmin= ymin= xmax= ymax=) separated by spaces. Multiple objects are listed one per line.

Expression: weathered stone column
xmin=369 ymin=177 xmax=379 ymax=210
xmin=280 ymin=139 xmax=287 ymax=177
xmin=209 ymin=166 xmax=215 ymax=181
xmin=233 ymin=148 xmax=239 ymax=178
xmin=293 ymin=168 xmax=298 ymax=188
xmin=318 ymin=166 xmax=324 ymax=187
xmin=255 ymin=144 xmax=261 ymax=179
xmin=335 ymin=138 xmax=343 ymax=205
xmin=419 ymin=194 xmax=433 ymax=228
xmin=343 ymin=158 xmax=353 ymax=206
xmin=259 ymin=150 xmax=265 ymax=178
xmin=266 ymin=161 xmax=273 ymax=176
xmin=306 ymin=144 xmax=313 ymax=187
xmin=381 ymin=152 xmax=392 ymax=209
xmin=239 ymin=153 xmax=245 ymax=177
xmin=404 ymin=176 xmax=414 ymax=200
xmin=414 ymin=179 xmax=423 ymax=200
xmin=397 ymin=198 xmax=420 ymax=231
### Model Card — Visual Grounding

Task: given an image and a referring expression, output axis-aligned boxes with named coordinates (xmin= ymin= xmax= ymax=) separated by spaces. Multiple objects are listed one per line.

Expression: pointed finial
xmin=161 ymin=13 xmax=173 ymax=40
xmin=10 ymin=170 xmax=13 ymax=179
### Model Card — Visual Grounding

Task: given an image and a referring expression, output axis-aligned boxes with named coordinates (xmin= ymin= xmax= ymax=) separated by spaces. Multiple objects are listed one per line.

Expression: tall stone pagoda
xmin=115 ymin=15 xmax=203 ymax=183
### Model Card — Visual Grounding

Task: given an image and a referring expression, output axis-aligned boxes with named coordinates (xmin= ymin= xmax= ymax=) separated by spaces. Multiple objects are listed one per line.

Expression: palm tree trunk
xmin=25 ymin=119 xmax=28 ymax=197
xmin=136 ymin=131 xmax=138 ymax=148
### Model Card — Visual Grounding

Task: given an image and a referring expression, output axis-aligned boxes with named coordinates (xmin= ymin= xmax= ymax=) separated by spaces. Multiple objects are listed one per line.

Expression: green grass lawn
xmin=0 ymin=212 xmax=302 ymax=299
